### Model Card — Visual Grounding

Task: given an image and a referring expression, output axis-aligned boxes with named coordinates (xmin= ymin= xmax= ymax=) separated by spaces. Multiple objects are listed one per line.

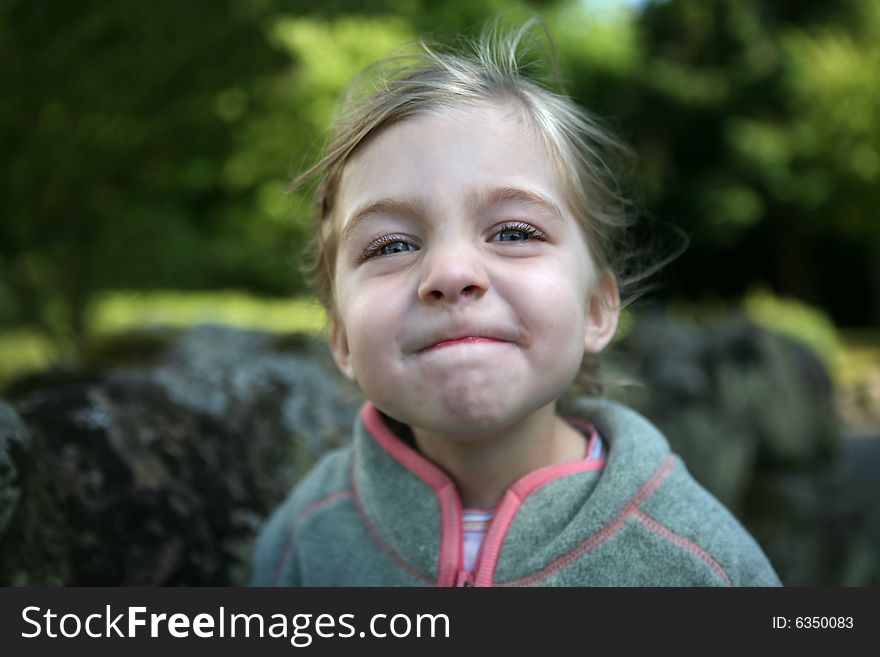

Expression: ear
xmin=584 ymin=274 xmax=620 ymax=354
xmin=329 ymin=317 xmax=355 ymax=380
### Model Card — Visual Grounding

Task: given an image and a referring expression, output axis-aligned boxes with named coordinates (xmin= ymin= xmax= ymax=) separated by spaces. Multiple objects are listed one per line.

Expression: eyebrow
xmin=471 ymin=186 xmax=564 ymax=221
xmin=339 ymin=185 xmax=564 ymax=246
xmin=340 ymin=196 xmax=426 ymax=246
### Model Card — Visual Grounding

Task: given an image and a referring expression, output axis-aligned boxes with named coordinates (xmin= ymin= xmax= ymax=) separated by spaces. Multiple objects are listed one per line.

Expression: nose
xmin=417 ymin=241 xmax=490 ymax=304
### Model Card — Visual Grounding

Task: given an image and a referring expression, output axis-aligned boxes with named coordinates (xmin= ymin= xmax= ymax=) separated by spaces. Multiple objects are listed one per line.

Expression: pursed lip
xmin=420 ymin=335 xmax=508 ymax=352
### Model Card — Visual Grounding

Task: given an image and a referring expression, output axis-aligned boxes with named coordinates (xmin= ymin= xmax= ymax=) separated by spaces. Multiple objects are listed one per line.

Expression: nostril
xmin=418 ymin=259 xmax=489 ymax=302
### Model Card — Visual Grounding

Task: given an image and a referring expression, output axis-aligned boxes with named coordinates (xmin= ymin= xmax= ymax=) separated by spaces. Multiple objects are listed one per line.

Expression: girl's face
xmin=329 ymin=102 xmax=618 ymax=439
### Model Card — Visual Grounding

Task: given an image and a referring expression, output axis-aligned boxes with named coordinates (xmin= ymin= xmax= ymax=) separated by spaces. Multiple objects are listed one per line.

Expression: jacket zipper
xmin=454 ymin=510 xmax=491 ymax=587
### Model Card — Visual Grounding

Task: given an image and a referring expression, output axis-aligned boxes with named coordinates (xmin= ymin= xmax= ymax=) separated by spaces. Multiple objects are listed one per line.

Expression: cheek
xmin=339 ymin=283 xmax=403 ymax=372
xmin=517 ymin=258 xmax=591 ymax=360
xmin=542 ymin=304 xmax=588 ymax=372
xmin=521 ymin=256 xmax=591 ymax=320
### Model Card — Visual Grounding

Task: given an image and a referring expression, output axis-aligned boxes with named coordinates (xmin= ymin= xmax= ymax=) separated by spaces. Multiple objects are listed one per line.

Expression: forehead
xmin=334 ymin=102 xmax=569 ymax=224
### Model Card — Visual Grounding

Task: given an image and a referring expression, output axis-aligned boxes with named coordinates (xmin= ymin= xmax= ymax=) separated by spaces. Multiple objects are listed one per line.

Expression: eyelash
xmin=359 ymin=233 xmax=415 ymax=262
xmin=358 ymin=221 xmax=547 ymax=262
xmin=491 ymin=221 xmax=548 ymax=243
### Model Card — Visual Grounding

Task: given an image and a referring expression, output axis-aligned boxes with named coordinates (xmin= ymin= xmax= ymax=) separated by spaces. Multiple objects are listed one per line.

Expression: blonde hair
xmin=294 ymin=18 xmax=637 ymax=317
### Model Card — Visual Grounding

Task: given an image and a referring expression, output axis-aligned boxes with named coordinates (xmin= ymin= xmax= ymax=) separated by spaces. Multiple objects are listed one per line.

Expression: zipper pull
xmin=456 ymin=571 xmax=474 ymax=587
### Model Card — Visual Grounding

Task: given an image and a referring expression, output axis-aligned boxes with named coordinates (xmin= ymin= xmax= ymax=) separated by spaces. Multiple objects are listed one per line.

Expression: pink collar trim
xmin=362 ymin=404 xmax=462 ymax=586
xmin=361 ymin=403 xmax=604 ymax=587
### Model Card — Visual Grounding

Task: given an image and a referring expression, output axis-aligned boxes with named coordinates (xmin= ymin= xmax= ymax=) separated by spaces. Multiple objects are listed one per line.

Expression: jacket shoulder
xmin=641 ymin=460 xmax=782 ymax=586
xmin=250 ymin=446 xmax=353 ymax=586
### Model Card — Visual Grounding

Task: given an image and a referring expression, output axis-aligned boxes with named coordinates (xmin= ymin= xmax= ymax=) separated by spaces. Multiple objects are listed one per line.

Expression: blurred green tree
xmin=554 ymin=0 xmax=880 ymax=324
xmin=0 ymin=0 xmax=293 ymax=354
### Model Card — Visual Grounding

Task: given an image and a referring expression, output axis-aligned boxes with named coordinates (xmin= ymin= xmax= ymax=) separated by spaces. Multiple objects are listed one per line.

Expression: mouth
xmin=420 ymin=336 xmax=509 ymax=353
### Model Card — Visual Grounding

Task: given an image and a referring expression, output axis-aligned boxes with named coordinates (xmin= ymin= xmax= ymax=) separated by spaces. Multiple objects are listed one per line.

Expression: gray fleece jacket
xmin=251 ymin=398 xmax=781 ymax=586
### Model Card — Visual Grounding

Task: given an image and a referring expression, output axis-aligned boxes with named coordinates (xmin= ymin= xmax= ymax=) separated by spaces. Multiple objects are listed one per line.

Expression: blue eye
xmin=361 ymin=234 xmax=417 ymax=261
xmin=379 ymin=241 xmax=413 ymax=255
xmin=497 ymin=229 xmax=529 ymax=241
xmin=490 ymin=222 xmax=547 ymax=243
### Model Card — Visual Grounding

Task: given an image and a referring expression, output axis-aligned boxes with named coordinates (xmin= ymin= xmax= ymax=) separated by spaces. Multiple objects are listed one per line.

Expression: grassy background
xmin=0 ymin=291 xmax=327 ymax=387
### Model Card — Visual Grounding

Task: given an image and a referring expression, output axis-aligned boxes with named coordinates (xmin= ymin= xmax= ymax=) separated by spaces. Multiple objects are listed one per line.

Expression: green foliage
xmin=550 ymin=0 xmax=642 ymax=75
xmin=780 ymin=3 xmax=880 ymax=232
xmin=0 ymin=291 xmax=327 ymax=389
xmin=559 ymin=0 xmax=880 ymax=324
xmin=89 ymin=290 xmax=327 ymax=335
xmin=0 ymin=0 xmax=295 ymax=345
xmin=743 ymin=288 xmax=843 ymax=370
xmin=0 ymin=331 xmax=58 ymax=391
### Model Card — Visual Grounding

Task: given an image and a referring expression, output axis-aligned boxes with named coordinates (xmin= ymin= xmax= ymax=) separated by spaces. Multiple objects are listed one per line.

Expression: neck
xmin=410 ymin=403 xmax=586 ymax=509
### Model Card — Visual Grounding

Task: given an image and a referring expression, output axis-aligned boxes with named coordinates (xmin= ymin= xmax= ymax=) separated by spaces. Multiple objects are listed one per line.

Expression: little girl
xmin=251 ymin=20 xmax=780 ymax=586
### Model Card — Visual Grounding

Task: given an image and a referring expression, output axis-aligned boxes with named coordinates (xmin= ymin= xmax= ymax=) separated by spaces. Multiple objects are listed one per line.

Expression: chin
xmin=419 ymin=394 xmax=534 ymax=441
xmin=379 ymin=393 xmax=511 ymax=441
